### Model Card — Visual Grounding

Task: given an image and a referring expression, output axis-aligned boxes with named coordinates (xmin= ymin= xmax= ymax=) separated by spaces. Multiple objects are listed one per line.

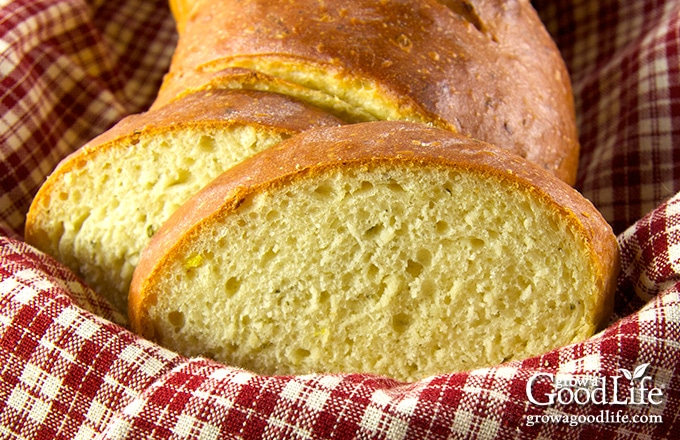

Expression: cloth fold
xmin=1 ymin=0 xmax=679 ymax=438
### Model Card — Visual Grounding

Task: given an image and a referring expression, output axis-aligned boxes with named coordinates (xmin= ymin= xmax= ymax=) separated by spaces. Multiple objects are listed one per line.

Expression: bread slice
xmin=160 ymin=0 xmax=580 ymax=184
xmin=129 ymin=121 xmax=619 ymax=382
xmin=24 ymin=89 xmax=343 ymax=312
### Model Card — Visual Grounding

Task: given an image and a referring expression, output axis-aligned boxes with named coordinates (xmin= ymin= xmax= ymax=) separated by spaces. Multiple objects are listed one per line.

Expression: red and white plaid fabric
xmin=0 ymin=0 xmax=679 ymax=438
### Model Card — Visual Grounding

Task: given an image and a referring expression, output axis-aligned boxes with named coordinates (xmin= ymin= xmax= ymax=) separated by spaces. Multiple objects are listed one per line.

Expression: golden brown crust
xmin=162 ymin=0 xmax=579 ymax=184
xmin=129 ymin=121 xmax=618 ymax=336
xmin=169 ymin=0 xmax=209 ymax=34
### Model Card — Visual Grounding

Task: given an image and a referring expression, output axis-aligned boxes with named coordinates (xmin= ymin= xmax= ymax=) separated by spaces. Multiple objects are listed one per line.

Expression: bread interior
xmin=145 ymin=163 xmax=597 ymax=381
xmin=30 ymin=126 xmax=286 ymax=311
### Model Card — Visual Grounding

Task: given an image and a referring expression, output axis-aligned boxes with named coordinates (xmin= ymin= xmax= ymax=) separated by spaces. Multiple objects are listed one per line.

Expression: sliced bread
xmin=25 ymin=89 xmax=343 ymax=311
xmin=129 ymin=121 xmax=619 ymax=381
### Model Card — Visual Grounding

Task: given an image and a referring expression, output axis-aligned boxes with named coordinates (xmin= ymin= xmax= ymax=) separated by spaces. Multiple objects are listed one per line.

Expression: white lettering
xmin=526 ymin=373 xmax=554 ymax=406
xmin=573 ymin=387 xmax=591 ymax=405
xmin=648 ymin=387 xmax=664 ymax=405
xmin=526 ymin=368 xmax=666 ymax=408
xmin=611 ymin=376 xmax=629 ymax=405
xmin=590 ymin=382 xmax=606 ymax=405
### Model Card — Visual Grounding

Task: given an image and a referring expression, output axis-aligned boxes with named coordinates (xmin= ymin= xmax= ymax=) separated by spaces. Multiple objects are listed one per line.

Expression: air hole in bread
xmin=198 ymin=134 xmax=217 ymax=153
xmin=168 ymin=310 xmax=185 ymax=330
xmin=355 ymin=181 xmax=374 ymax=195
xmin=318 ymin=290 xmax=330 ymax=305
xmin=225 ymin=277 xmax=241 ymax=296
xmin=416 ymin=248 xmax=432 ymax=266
xmin=387 ymin=180 xmax=405 ymax=192
xmin=261 ymin=249 xmax=277 ymax=265
xmin=70 ymin=212 xmax=90 ymax=232
xmin=364 ymin=223 xmax=384 ymax=239
xmin=405 ymin=259 xmax=423 ymax=278
xmin=165 ymin=169 xmax=192 ymax=188
xmin=292 ymin=348 xmax=311 ymax=362
xmin=391 ymin=312 xmax=412 ymax=333
xmin=266 ymin=209 xmax=280 ymax=222
xmin=313 ymin=182 xmax=334 ymax=199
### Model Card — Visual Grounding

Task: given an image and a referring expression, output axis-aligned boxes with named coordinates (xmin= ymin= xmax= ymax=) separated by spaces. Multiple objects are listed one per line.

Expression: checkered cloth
xmin=1 ymin=0 xmax=679 ymax=438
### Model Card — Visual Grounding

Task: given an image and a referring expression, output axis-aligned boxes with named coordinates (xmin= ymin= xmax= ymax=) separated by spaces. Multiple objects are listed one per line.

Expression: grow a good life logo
xmin=527 ymin=363 xmax=664 ymax=406
xmin=525 ymin=363 xmax=665 ymax=426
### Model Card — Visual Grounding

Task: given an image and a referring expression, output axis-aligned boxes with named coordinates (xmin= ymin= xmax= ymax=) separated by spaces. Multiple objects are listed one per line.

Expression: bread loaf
xmin=129 ymin=121 xmax=619 ymax=381
xmin=160 ymin=0 xmax=580 ymax=184
xmin=26 ymin=0 xmax=581 ymax=314
xmin=25 ymin=90 xmax=343 ymax=311
xmin=26 ymin=0 xmax=613 ymax=381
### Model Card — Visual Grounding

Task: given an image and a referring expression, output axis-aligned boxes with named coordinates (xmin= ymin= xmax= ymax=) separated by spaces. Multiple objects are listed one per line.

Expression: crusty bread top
xmin=129 ymin=121 xmax=618 ymax=336
xmin=161 ymin=0 xmax=579 ymax=184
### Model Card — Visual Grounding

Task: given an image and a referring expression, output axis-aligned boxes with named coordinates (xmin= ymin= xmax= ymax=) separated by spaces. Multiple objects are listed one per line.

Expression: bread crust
xmin=161 ymin=0 xmax=580 ymax=184
xmin=129 ymin=121 xmax=618 ymax=342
